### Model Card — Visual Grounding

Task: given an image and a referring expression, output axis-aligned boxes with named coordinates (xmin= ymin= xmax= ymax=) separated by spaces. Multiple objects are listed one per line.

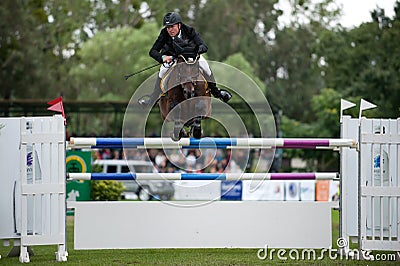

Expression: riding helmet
xmin=163 ymin=12 xmax=182 ymax=26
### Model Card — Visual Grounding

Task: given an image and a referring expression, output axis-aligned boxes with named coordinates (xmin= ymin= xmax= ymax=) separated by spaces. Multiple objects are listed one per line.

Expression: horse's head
xmin=176 ymin=55 xmax=200 ymax=99
xmin=182 ymin=79 xmax=196 ymax=99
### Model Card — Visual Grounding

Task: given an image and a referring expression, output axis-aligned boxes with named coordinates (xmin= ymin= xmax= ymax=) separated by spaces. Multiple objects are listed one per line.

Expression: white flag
xmin=340 ymin=99 xmax=356 ymax=112
xmin=340 ymin=99 xmax=356 ymax=122
xmin=359 ymin=99 xmax=377 ymax=119
xmin=360 ymin=99 xmax=377 ymax=111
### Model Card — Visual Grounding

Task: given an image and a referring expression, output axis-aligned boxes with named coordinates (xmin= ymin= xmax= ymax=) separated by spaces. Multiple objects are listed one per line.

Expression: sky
xmin=337 ymin=0 xmax=397 ymax=27
xmin=277 ymin=0 xmax=397 ymax=28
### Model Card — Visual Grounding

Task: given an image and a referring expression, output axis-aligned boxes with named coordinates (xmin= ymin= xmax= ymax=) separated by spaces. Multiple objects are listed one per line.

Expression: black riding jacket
xmin=149 ymin=24 xmax=208 ymax=63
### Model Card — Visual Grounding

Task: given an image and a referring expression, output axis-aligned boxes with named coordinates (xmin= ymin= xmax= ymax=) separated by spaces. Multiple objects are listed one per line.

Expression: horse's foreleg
xmin=170 ymin=102 xmax=184 ymax=141
xmin=192 ymin=98 xmax=207 ymax=139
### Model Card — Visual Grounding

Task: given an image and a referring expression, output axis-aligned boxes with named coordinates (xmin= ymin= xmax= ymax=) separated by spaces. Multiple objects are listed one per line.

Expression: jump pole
xmin=68 ymin=172 xmax=338 ymax=181
xmin=69 ymin=137 xmax=357 ymax=149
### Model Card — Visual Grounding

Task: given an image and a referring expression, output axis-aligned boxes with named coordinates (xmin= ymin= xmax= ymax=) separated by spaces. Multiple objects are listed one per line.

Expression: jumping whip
xmin=124 ymin=63 xmax=160 ymax=80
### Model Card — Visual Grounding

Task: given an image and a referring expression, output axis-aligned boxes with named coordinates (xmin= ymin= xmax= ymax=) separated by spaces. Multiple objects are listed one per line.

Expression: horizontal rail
xmin=68 ymin=137 xmax=357 ymax=150
xmin=67 ymin=172 xmax=338 ymax=181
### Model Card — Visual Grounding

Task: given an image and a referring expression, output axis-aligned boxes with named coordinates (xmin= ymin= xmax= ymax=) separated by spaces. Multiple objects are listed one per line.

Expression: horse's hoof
xmin=193 ymin=126 xmax=202 ymax=139
xmin=179 ymin=129 xmax=189 ymax=138
xmin=171 ymin=126 xmax=183 ymax=141
xmin=171 ymin=133 xmax=181 ymax=141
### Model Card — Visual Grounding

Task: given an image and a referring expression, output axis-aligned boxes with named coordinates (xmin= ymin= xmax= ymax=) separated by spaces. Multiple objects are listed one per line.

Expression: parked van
xmin=93 ymin=159 xmax=174 ymax=201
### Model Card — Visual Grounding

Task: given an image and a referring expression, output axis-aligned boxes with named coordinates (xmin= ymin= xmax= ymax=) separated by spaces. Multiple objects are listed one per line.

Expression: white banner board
xmin=70 ymin=201 xmax=332 ymax=250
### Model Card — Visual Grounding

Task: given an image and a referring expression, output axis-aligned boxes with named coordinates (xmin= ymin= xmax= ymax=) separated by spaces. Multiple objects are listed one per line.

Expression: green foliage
xmin=192 ymin=0 xmax=279 ymax=79
xmin=280 ymin=88 xmax=346 ymax=171
xmin=280 ymin=113 xmax=340 ymax=171
xmin=91 ymin=180 xmax=125 ymax=201
xmin=280 ymin=115 xmax=315 ymax=138
xmin=69 ymin=23 xmax=159 ymax=101
xmin=67 ymin=23 xmax=160 ymax=134
xmin=223 ymin=53 xmax=265 ymax=94
xmin=90 ymin=150 xmax=125 ymax=201
xmin=224 ymin=54 xmax=256 ymax=78
xmin=0 ymin=0 xmax=55 ymax=100
xmin=310 ymin=88 xmax=341 ymax=137
xmin=315 ymin=3 xmax=400 ymax=118
xmin=1 ymin=0 xmax=148 ymax=101
xmin=265 ymin=26 xmax=325 ymax=121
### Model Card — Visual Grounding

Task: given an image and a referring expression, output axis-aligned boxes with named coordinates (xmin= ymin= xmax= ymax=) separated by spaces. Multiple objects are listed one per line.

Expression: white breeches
xmin=158 ymin=55 xmax=211 ymax=78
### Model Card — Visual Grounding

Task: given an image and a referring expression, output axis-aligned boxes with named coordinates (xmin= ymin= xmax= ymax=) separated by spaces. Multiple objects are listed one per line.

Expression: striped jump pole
xmin=68 ymin=137 xmax=357 ymax=149
xmin=67 ymin=172 xmax=338 ymax=181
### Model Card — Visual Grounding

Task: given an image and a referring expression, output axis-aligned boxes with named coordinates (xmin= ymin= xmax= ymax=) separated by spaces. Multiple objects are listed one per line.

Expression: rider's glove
xmin=197 ymin=44 xmax=207 ymax=54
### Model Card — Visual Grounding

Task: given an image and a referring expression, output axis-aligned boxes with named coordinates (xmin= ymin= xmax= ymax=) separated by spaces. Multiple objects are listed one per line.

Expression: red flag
xmin=47 ymin=96 xmax=66 ymax=124
xmin=47 ymin=96 xmax=62 ymax=105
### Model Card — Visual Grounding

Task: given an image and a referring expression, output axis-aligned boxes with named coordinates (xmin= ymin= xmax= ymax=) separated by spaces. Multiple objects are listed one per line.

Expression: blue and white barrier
xmin=69 ymin=137 xmax=357 ymax=149
xmin=68 ymin=172 xmax=338 ymax=181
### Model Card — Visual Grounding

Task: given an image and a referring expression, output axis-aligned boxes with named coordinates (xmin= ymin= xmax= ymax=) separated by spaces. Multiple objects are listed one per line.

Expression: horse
xmin=158 ymin=55 xmax=211 ymax=141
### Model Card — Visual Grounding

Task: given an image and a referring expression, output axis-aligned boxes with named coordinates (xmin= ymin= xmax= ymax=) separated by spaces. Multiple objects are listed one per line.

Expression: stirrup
xmin=138 ymin=94 xmax=158 ymax=107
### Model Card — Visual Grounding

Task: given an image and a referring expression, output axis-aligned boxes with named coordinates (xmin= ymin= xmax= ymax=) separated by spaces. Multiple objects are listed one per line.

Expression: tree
xmin=280 ymin=88 xmax=344 ymax=171
xmin=0 ymin=0 xmax=54 ymax=101
xmin=260 ymin=0 xmax=343 ymax=122
xmin=1 ymin=0 xmax=148 ymax=103
xmin=194 ymin=0 xmax=281 ymax=83
xmin=223 ymin=53 xmax=265 ymax=94
xmin=69 ymin=23 xmax=158 ymax=100
xmin=315 ymin=2 xmax=400 ymax=118
xmin=265 ymin=26 xmax=324 ymax=122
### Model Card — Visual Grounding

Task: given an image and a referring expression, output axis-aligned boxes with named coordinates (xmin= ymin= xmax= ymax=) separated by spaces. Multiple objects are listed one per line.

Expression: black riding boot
xmin=138 ymin=77 xmax=162 ymax=107
xmin=209 ymin=83 xmax=232 ymax=103
xmin=205 ymin=73 xmax=232 ymax=103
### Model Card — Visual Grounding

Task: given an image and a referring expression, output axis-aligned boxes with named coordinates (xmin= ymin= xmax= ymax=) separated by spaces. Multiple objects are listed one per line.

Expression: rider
xmin=138 ymin=12 xmax=232 ymax=106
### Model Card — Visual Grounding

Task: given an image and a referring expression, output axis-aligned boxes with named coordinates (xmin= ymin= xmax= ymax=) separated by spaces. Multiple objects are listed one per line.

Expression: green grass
xmin=1 ymin=210 xmax=398 ymax=265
